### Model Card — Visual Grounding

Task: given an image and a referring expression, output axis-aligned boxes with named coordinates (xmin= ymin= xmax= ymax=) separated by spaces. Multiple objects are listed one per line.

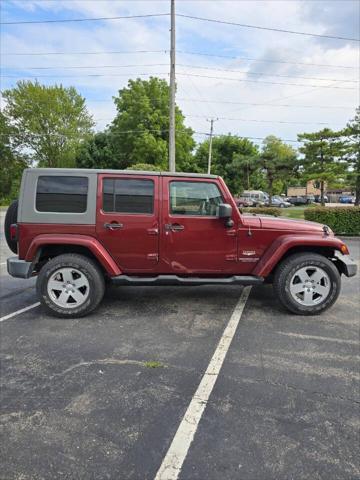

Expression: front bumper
xmin=335 ymin=253 xmax=358 ymax=277
xmin=7 ymin=256 xmax=33 ymax=279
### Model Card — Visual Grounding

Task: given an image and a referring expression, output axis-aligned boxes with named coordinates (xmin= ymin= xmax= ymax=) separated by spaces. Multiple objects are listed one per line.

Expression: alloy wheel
xmin=289 ymin=266 xmax=331 ymax=306
xmin=47 ymin=267 xmax=90 ymax=309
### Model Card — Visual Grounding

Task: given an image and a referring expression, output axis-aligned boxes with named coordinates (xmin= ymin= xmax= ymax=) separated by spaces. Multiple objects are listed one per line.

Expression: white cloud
xmin=1 ymin=0 xmax=359 ymax=145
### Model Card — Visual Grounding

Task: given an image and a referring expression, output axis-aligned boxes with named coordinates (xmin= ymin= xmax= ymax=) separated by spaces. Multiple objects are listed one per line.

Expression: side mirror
xmin=218 ymin=203 xmax=232 ymax=218
xmin=218 ymin=203 xmax=234 ymax=228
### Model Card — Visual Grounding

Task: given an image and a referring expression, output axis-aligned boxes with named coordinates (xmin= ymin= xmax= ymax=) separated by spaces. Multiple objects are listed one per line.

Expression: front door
xmin=96 ymin=174 xmax=159 ymax=272
xmin=161 ymin=178 xmax=237 ymax=274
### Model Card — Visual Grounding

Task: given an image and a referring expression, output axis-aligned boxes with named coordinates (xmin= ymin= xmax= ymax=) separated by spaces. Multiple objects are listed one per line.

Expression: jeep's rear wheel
xmin=37 ymin=254 xmax=105 ymax=318
xmin=273 ymin=253 xmax=341 ymax=315
xmin=4 ymin=200 xmax=18 ymax=254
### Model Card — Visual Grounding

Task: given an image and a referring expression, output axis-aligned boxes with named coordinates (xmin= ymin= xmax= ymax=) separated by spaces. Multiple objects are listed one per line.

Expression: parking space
xmin=1 ymin=227 xmax=359 ymax=479
xmin=180 ymin=269 xmax=360 ymax=480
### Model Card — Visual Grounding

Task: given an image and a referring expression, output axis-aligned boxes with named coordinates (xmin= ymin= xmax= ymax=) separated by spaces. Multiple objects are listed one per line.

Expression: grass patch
xmin=282 ymin=204 xmax=320 ymax=220
xmin=144 ymin=361 xmax=163 ymax=369
xmin=281 ymin=207 xmax=306 ymax=220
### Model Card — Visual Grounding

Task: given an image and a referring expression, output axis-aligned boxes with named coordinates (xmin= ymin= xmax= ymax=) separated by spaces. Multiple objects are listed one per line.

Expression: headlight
xmin=323 ymin=225 xmax=333 ymax=236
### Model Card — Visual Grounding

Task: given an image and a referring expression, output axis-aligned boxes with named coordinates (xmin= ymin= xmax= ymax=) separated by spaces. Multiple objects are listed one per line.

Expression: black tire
xmin=4 ymin=200 xmax=18 ymax=254
xmin=280 ymin=203 xmax=285 ymax=208
xmin=36 ymin=253 xmax=105 ymax=318
xmin=273 ymin=253 xmax=341 ymax=315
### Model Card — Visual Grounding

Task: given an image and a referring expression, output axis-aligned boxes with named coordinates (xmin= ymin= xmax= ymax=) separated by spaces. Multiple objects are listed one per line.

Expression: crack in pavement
xmin=53 ymin=358 xmax=158 ymax=377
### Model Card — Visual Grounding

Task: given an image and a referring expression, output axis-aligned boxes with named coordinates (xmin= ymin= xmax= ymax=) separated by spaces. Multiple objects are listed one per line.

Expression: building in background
xmin=287 ymin=180 xmax=323 ymax=197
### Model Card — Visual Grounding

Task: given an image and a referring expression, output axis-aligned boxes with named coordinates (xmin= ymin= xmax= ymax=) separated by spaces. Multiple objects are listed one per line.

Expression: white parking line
xmin=278 ymin=332 xmax=358 ymax=345
xmin=154 ymin=286 xmax=251 ymax=480
xmin=0 ymin=302 xmax=40 ymax=322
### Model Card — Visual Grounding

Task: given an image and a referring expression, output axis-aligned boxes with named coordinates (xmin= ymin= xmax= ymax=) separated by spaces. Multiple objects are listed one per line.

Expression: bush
xmin=241 ymin=207 xmax=281 ymax=217
xmin=304 ymin=207 xmax=360 ymax=235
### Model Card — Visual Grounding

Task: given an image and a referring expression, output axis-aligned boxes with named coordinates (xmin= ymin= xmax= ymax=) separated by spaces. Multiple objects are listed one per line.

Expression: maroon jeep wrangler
xmin=5 ymin=168 xmax=357 ymax=318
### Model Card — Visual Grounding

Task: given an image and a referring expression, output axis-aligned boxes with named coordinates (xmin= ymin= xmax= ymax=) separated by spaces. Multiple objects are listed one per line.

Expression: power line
xmin=1 ymin=90 xmax=354 ymax=114
xmin=1 ymin=50 xmax=167 ymax=57
xmin=0 ymin=13 xmax=170 ymax=25
xmin=177 ymin=98 xmax=354 ymax=110
xmin=1 ymin=72 xmax=169 ymax=78
xmin=176 ymin=14 xmax=360 ymax=42
xmin=94 ymin=114 xmax=344 ymax=127
xmin=2 ymin=71 xmax=356 ymax=90
xmin=177 ymin=64 xmax=358 ymax=83
xmin=88 ymin=97 xmax=355 ymax=110
xmin=0 ymin=130 xmax=302 ymax=144
xmin=3 ymin=62 xmax=357 ymax=83
xmin=193 ymin=131 xmax=301 ymax=143
xmin=176 ymin=72 xmax=356 ymax=90
xmin=2 ymin=11 xmax=358 ymax=42
xmin=186 ymin=115 xmax=343 ymax=126
xmin=1 ymin=128 xmax=172 ymax=137
xmin=177 ymin=51 xmax=358 ymax=70
xmin=3 ymin=63 xmax=169 ymax=70
xmin=2 ymin=48 xmax=357 ymax=70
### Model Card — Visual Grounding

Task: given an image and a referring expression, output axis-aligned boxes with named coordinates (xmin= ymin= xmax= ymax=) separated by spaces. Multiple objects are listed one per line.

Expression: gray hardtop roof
xmin=25 ymin=168 xmax=219 ymax=179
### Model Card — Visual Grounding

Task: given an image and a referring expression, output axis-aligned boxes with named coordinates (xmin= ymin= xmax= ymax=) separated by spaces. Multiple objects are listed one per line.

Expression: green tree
xmin=126 ymin=163 xmax=159 ymax=171
xmin=76 ymin=131 xmax=117 ymax=169
xmin=298 ymin=128 xmax=347 ymax=206
xmin=0 ymin=112 xmax=28 ymax=203
xmin=258 ymin=136 xmax=298 ymax=204
xmin=2 ymin=80 xmax=94 ymax=168
xmin=194 ymin=135 xmax=259 ymax=194
xmin=109 ymin=77 xmax=195 ymax=171
xmin=342 ymin=107 xmax=360 ymax=205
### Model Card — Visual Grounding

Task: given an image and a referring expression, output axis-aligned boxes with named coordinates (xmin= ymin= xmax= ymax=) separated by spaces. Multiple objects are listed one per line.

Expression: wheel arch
xmin=253 ymin=235 xmax=348 ymax=278
xmin=26 ymin=234 xmax=122 ymax=277
xmin=269 ymin=245 xmax=337 ymax=276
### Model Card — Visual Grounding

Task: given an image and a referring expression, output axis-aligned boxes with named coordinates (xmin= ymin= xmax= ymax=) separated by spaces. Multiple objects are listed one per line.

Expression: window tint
xmin=36 ymin=176 xmax=88 ymax=213
xmin=103 ymin=178 xmax=154 ymax=214
xmin=170 ymin=181 xmax=223 ymax=216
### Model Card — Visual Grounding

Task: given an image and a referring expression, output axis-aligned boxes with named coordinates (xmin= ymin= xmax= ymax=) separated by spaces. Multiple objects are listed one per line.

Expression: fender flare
xmin=25 ymin=234 xmax=122 ymax=277
xmin=253 ymin=235 xmax=348 ymax=277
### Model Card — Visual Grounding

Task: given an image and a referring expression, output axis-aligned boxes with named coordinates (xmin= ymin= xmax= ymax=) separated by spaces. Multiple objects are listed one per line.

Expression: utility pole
xmin=207 ymin=118 xmax=218 ymax=174
xmin=169 ymin=0 xmax=176 ymax=172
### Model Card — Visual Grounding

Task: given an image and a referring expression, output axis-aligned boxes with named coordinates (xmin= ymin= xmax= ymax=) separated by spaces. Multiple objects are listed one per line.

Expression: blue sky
xmin=1 ymin=0 xmax=359 ymax=147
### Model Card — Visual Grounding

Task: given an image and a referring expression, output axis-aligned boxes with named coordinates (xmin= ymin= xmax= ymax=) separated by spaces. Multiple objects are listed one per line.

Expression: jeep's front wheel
xmin=37 ymin=254 xmax=105 ymax=318
xmin=273 ymin=253 xmax=341 ymax=315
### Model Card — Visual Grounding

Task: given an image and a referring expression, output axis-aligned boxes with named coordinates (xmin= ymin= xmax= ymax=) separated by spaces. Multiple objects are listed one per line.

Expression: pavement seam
xmin=223 ymin=372 xmax=360 ymax=405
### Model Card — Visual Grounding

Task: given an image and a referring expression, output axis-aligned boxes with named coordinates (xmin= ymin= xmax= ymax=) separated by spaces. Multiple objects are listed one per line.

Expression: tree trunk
xmin=320 ymin=180 xmax=325 ymax=207
xmin=355 ymin=153 xmax=360 ymax=206
xmin=268 ymin=177 xmax=273 ymax=206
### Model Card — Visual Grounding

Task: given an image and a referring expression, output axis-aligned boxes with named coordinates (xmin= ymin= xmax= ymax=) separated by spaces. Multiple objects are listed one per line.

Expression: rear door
xmin=96 ymin=174 xmax=159 ymax=272
xmin=161 ymin=177 xmax=237 ymax=274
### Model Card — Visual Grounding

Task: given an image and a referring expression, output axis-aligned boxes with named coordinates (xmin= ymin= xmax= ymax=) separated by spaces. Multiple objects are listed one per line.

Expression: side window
xmin=36 ymin=176 xmax=88 ymax=213
xmin=103 ymin=178 xmax=154 ymax=214
xmin=170 ymin=181 xmax=223 ymax=216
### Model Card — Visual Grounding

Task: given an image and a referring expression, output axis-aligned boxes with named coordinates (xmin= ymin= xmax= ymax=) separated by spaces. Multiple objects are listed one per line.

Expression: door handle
xmin=165 ymin=223 xmax=184 ymax=232
xmin=104 ymin=222 xmax=123 ymax=230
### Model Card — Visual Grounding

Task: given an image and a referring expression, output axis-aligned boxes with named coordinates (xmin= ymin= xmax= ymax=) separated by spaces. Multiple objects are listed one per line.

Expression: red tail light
xmin=10 ymin=223 xmax=18 ymax=241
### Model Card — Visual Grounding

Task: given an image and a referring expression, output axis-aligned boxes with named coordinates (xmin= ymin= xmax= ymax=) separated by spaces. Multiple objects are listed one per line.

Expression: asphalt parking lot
xmin=1 ymin=211 xmax=359 ymax=480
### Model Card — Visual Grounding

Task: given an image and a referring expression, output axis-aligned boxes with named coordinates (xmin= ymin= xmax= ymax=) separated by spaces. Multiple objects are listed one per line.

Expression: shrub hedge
xmin=241 ymin=207 xmax=281 ymax=217
xmin=304 ymin=207 xmax=360 ymax=235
